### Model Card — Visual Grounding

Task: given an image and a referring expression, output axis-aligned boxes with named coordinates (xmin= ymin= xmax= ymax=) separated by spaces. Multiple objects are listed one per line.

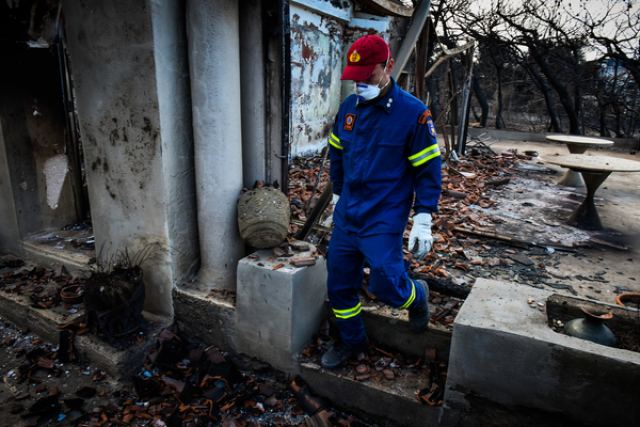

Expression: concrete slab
xmin=235 ymin=248 xmax=327 ymax=373
xmin=445 ymin=278 xmax=640 ymax=427
xmin=300 ymin=361 xmax=442 ymax=427
xmin=0 ymin=289 xmax=168 ymax=380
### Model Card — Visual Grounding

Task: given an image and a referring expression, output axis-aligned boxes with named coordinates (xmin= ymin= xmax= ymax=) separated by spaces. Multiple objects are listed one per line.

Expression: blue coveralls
xmin=327 ymin=79 xmax=442 ymax=346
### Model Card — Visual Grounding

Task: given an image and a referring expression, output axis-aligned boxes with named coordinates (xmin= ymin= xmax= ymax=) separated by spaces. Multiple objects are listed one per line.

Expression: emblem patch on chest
xmin=343 ymin=114 xmax=356 ymax=131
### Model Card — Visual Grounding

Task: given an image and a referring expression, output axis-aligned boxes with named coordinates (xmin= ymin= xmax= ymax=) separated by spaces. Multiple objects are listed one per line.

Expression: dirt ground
xmin=486 ymin=139 xmax=640 ymax=303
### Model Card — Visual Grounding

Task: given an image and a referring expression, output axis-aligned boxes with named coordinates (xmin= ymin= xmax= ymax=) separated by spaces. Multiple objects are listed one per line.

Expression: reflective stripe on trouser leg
xmin=327 ymin=226 xmax=367 ymax=346
xmin=359 ymin=233 xmax=426 ymax=309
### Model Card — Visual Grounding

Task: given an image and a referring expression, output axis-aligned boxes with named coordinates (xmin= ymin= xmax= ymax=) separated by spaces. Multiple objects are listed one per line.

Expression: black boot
xmin=409 ymin=279 xmax=430 ymax=333
xmin=321 ymin=341 xmax=367 ymax=369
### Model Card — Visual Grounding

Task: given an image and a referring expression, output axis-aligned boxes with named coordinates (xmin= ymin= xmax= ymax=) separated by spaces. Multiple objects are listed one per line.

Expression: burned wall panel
xmin=290 ymin=5 xmax=345 ymax=156
xmin=0 ymin=45 xmax=79 ymax=241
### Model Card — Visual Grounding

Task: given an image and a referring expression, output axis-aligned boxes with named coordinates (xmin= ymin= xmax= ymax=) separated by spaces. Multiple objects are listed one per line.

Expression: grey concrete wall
xmin=0 ymin=47 xmax=79 ymax=244
xmin=445 ymin=279 xmax=640 ymax=426
xmin=150 ymin=0 xmax=199 ymax=286
xmin=63 ymin=0 xmax=196 ymax=316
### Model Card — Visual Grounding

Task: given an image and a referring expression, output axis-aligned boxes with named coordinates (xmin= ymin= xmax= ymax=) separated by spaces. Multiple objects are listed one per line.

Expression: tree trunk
xmin=472 ymin=72 xmax=489 ymax=127
xmin=524 ymin=63 xmax=562 ymax=132
xmin=530 ymin=48 xmax=580 ymax=134
xmin=428 ymin=76 xmax=440 ymax=120
xmin=495 ymin=65 xmax=505 ymax=129
xmin=614 ymin=102 xmax=624 ymax=137
xmin=599 ymin=103 xmax=609 ymax=137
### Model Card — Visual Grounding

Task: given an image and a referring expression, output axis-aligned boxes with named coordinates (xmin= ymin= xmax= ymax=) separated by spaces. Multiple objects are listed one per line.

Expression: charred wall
xmin=0 ymin=44 xmax=79 ymax=244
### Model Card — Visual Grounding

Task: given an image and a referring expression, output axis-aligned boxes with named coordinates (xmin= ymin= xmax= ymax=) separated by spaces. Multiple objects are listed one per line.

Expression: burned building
xmin=0 ymin=0 xmax=415 ymax=367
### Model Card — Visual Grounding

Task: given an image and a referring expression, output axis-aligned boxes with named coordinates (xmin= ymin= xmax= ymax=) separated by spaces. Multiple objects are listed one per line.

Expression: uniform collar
xmin=357 ymin=78 xmax=397 ymax=114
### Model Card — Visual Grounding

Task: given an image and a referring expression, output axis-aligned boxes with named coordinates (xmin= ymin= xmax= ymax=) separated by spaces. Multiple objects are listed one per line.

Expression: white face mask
xmin=354 ymin=68 xmax=390 ymax=102
xmin=355 ymin=82 xmax=381 ymax=101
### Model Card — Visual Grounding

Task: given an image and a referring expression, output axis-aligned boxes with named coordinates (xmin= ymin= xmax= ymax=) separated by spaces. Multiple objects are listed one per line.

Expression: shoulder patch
xmin=427 ymin=117 xmax=437 ymax=137
xmin=418 ymin=109 xmax=432 ymax=125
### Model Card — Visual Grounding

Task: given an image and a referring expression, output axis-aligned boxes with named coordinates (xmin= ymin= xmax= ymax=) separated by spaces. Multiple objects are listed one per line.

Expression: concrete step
xmin=22 ymin=238 xmax=94 ymax=277
xmin=300 ymin=361 xmax=444 ymax=427
xmin=0 ymin=288 xmax=169 ymax=380
xmin=361 ymin=302 xmax=453 ymax=362
xmin=304 ymin=304 xmax=453 ymax=425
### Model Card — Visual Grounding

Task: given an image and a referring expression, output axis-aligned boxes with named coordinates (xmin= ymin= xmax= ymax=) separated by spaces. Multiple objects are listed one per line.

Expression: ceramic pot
xmin=615 ymin=292 xmax=640 ymax=310
xmin=564 ymin=308 xmax=617 ymax=347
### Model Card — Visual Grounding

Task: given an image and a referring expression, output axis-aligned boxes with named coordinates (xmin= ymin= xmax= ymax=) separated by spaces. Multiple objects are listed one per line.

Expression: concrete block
xmin=235 ymin=247 xmax=327 ymax=373
xmin=445 ymin=278 xmax=640 ymax=427
xmin=0 ymin=289 xmax=168 ymax=380
xmin=173 ymin=287 xmax=237 ymax=353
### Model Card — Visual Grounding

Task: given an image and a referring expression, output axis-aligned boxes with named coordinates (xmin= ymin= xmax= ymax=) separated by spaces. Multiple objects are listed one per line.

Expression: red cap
xmin=341 ymin=34 xmax=390 ymax=81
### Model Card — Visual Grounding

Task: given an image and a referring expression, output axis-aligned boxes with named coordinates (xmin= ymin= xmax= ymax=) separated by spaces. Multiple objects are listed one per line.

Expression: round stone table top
xmin=545 ymin=134 xmax=614 ymax=146
xmin=544 ymin=154 xmax=640 ymax=172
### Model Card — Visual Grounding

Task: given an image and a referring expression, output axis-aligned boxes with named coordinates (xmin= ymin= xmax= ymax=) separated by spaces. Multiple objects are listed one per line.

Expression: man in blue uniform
xmin=322 ymin=34 xmax=442 ymax=368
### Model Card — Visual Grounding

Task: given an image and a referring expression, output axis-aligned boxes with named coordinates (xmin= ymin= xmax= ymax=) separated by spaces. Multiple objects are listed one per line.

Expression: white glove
xmin=408 ymin=212 xmax=433 ymax=260
xmin=322 ymin=194 xmax=340 ymax=227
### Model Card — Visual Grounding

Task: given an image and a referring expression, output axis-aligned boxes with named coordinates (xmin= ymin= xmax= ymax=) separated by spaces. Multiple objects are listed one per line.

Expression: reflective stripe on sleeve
xmin=399 ymin=280 xmax=416 ymax=310
xmin=332 ymin=302 xmax=362 ymax=319
xmin=328 ymin=132 xmax=343 ymax=150
xmin=408 ymin=143 xmax=440 ymax=167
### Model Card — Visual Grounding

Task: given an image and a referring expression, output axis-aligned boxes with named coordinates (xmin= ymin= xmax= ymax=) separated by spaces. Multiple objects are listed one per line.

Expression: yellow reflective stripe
xmin=412 ymin=151 xmax=440 ymax=167
xmin=328 ymin=132 xmax=343 ymax=150
xmin=332 ymin=303 xmax=362 ymax=319
xmin=328 ymin=138 xmax=343 ymax=150
xmin=408 ymin=143 xmax=439 ymax=161
xmin=399 ymin=281 xmax=416 ymax=309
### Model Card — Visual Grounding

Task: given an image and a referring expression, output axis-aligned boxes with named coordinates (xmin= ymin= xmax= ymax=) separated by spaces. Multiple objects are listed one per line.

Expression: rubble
xmin=288 ymin=147 xmax=639 ymax=330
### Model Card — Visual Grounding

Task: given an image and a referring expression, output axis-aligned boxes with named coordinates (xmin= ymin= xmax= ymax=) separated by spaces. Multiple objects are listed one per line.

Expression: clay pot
xmin=60 ymin=284 xmax=84 ymax=305
xmin=564 ymin=307 xmax=616 ymax=347
xmin=615 ymin=292 xmax=640 ymax=310
xmin=237 ymin=187 xmax=290 ymax=249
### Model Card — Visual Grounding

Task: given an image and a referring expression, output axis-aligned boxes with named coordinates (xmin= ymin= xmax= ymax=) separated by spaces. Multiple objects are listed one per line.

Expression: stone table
xmin=544 ymin=154 xmax=640 ymax=230
xmin=545 ymin=134 xmax=614 ymax=187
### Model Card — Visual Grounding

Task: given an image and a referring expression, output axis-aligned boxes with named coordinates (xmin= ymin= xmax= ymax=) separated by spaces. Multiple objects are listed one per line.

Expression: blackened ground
xmin=0 ymin=315 xmax=375 ymax=427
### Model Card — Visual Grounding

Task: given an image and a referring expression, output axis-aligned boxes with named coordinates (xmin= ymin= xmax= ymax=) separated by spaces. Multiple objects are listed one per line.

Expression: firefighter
xmin=322 ymin=34 xmax=442 ymax=368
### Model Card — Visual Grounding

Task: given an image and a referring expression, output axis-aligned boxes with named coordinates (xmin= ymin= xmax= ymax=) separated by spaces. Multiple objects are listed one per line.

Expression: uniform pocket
xmin=369 ymin=140 xmax=406 ymax=181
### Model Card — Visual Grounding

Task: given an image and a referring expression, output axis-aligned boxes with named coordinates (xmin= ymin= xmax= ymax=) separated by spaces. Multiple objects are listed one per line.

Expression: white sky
xmin=463 ymin=0 xmax=640 ymax=60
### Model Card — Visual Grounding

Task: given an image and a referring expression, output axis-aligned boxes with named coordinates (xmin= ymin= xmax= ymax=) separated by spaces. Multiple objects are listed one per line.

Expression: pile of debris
xmin=0 ymin=317 xmax=367 ymax=426
xmin=0 ymin=320 xmax=109 ymax=426
xmin=0 ymin=255 xmax=82 ymax=310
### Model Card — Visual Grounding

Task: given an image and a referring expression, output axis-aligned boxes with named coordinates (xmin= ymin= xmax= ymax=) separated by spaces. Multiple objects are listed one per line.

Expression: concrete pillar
xmin=187 ymin=0 xmax=244 ymax=291
xmin=240 ymin=0 xmax=267 ymax=186
xmin=150 ymin=0 xmax=200 ymax=285
xmin=63 ymin=0 xmax=198 ymax=317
